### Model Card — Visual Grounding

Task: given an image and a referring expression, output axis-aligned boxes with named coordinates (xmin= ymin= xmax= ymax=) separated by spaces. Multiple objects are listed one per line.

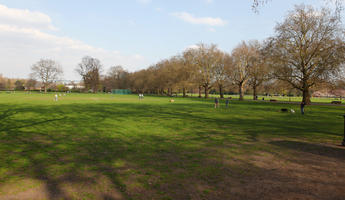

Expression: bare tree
xmin=25 ymin=78 xmax=37 ymax=91
xmin=104 ymin=65 xmax=129 ymax=91
xmin=213 ymin=52 xmax=232 ymax=98
xmin=185 ymin=43 xmax=222 ymax=98
xmin=31 ymin=59 xmax=63 ymax=93
xmin=183 ymin=49 xmax=203 ymax=98
xmin=108 ymin=66 xmax=126 ymax=80
xmin=14 ymin=80 xmax=25 ymax=91
xmin=252 ymin=0 xmax=344 ymax=14
xmin=76 ymin=56 xmax=103 ymax=93
xmin=267 ymin=5 xmax=345 ymax=104
xmin=6 ymin=79 xmax=12 ymax=90
xmin=160 ymin=58 xmax=179 ymax=96
xmin=248 ymin=41 xmax=271 ymax=100
xmin=177 ymin=54 xmax=195 ymax=97
xmin=252 ymin=0 xmax=270 ymax=12
xmin=0 ymin=74 xmax=6 ymax=90
xmin=230 ymin=41 xmax=257 ymax=101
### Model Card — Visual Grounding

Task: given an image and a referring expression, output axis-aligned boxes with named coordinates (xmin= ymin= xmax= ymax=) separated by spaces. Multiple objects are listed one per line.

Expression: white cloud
xmin=204 ymin=0 xmax=214 ymax=4
xmin=185 ymin=44 xmax=199 ymax=50
xmin=172 ymin=12 xmax=226 ymax=26
xmin=0 ymin=4 xmax=57 ymax=31
xmin=0 ymin=4 xmax=149 ymax=80
xmin=137 ymin=0 xmax=152 ymax=4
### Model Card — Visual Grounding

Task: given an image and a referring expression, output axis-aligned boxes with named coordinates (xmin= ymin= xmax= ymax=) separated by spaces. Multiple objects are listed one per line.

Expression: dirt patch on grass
xmin=151 ymin=141 xmax=345 ymax=200
xmin=233 ymin=141 xmax=345 ymax=200
xmin=0 ymin=179 xmax=47 ymax=200
xmin=0 ymin=173 xmax=124 ymax=200
xmin=1 ymin=140 xmax=344 ymax=200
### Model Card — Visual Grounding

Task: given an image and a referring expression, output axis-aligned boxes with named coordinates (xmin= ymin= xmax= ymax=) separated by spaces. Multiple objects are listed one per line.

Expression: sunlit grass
xmin=0 ymin=92 xmax=344 ymax=199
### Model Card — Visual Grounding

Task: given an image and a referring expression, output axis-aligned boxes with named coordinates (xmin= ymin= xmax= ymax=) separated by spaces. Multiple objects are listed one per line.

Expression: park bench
xmin=270 ymin=99 xmax=277 ymax=102
xmin=331 ymin=101 xmax=342 ymax=104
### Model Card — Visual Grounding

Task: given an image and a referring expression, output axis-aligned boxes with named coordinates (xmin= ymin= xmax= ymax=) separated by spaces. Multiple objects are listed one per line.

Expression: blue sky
xmin=0 ymin=0 xmax=338 ymax=80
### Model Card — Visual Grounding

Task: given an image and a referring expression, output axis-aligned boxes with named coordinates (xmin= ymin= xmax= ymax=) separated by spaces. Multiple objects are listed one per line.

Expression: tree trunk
xmin=44 ymin=84 xmax=47 ymax=93
xmin=168 ymin=88 xmax=173 ymax=96
xmin=302 ymin=87 xmax=311 ymax=105
xmin=253 ymin=85 xmax=257 ymax=100
xmin=239 ymin=83 xmax=244 ymax=101
xmin=219 ymin=85 xmax=224 ymax=98
xmin=204 ymin=85 xmax=209 ymax=99
xmin=183 ymin=88 xmax=186 ymax=97
xmin=198 ymin=86 xmax=202 ymax=98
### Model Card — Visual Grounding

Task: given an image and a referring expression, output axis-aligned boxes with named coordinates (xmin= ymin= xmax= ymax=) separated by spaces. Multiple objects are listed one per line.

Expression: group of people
xmin=214 ymin=97 xmax=231 ymax=109
xmin=215 ymin=96 xmax=307 ymax=115
xmin=53 ymin=91 xmax=307 ymax=114
xmin=54 ymin=93 xmax=66 ymax=101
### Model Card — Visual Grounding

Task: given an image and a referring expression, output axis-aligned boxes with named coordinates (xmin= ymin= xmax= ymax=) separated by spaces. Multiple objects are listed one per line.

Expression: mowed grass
xmin=0 ymin=92 xmax=344 ymax=200
xmin=182 ymin=93 xmax=345 ymax=103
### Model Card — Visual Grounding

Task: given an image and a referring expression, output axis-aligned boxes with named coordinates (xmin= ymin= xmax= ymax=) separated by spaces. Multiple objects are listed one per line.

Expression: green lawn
xmin=180 ymin=93 xmax=345 ymax=103
xmin=0 ymin=93 xmax=344 ymax=200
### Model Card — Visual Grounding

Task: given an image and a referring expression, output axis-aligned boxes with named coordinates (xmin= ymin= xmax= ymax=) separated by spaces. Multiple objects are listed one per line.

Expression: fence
xmin=111 ymin=89 xmax=132 ymax=95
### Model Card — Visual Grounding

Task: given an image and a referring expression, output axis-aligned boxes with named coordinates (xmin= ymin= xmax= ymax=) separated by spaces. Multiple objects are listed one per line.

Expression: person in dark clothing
xmin=225 ymin=98 xmax=230 ymax=108
xmin=214 ymin=98 xmax=219 ymax=108
xmin=300 ymin=101 xmax=305 ymax=115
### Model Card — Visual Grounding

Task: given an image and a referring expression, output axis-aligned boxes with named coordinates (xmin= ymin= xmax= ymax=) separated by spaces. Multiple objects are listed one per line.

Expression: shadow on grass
xmin=0 ymin=101 xmax=344 ymax=200
xmin=0 ymin=103 xmax=237 ymax=199
xmin=270 ymin=140 xmax=345 ymax=161
xmin=0 ymin=108 xmax=66 ymax=132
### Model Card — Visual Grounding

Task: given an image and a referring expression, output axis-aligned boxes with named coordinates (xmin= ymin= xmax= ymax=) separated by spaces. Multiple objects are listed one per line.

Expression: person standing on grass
xmin=54 ymin=94 xmax=58 ymax=102
xmin=225 ymin=97 xmax=230 ymax=108
xmin=300 ymin=101 xmax=305 ymax=115
xmin=214 ymin=97 xmax=219 ymax=108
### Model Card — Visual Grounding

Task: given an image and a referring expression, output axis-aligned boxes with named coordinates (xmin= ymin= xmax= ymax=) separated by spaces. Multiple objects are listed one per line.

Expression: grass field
xmin=0 ymin=93 xmax=344 ymax=200
xmin=180 ymin=93 xmax=345 ymax=103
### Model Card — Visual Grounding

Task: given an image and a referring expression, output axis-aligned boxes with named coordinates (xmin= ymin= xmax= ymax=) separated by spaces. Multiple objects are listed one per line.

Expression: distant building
xmin=55 ymin=80 xmax=85 ymax=90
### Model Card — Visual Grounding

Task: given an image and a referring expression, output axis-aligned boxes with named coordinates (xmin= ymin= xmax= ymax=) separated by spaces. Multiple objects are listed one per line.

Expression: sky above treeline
xmin=0 ymin=0 xmax=341 ymax=80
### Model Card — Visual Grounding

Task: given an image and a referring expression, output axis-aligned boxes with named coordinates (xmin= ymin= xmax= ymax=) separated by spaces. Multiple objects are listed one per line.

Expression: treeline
xmin=17 ymin=5 xmax=345 ymax=104
xmin=87 ymin=5 xmax=344 ymax=104
xmin=0 ymin=74 xmax=38 ymax=91
xmin=0 ymin=75 xmax=72 ymax=92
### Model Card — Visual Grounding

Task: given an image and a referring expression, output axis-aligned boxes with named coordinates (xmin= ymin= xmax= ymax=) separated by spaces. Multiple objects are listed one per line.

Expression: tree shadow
xmin=0 ymin=103 xmax=235 ymax=199
xmin=270 ymin=140 xmax=345 ymax=160
xmin=0 ymin=101 xmax=344 ymax=200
